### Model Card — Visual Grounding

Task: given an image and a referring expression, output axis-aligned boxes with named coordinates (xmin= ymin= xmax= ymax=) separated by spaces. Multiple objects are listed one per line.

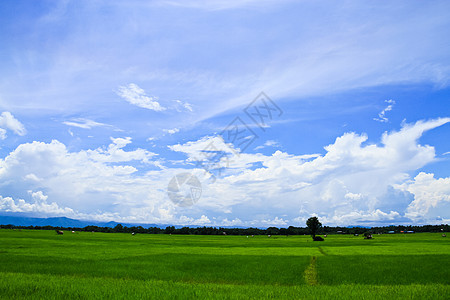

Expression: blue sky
xmin=1 ymin=0 xmax=449 ymax=227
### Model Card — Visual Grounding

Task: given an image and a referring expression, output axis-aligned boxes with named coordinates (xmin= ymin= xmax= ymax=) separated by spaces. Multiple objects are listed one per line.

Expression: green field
xmin=0 ymin=230 xmax=448 ymax=299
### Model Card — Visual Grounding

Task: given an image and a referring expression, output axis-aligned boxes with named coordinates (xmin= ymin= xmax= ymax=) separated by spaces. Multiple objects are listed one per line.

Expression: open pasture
xmin=0 ymin=230 xmax=448 ymax=299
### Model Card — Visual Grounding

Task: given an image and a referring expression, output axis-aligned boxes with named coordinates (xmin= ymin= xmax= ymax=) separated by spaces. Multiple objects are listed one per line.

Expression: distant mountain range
xmin=0 ymin=215 xmax=161 ymax=228
xmin=0 ymin=215 xmax=248 ymax=229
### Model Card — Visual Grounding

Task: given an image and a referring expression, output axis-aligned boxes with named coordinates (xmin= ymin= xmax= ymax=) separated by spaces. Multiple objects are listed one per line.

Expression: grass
xmin=317 ymin=255 xmax=450 ymax=285
xmin=0 ymin=230 xmax=449 ymax=299
xmin=304 ymin=256 xmax=318 ymax=286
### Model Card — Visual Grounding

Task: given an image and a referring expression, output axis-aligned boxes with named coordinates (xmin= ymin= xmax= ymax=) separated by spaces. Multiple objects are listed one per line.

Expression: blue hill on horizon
xmin=0 ymin=215 xmax=248 ymax=229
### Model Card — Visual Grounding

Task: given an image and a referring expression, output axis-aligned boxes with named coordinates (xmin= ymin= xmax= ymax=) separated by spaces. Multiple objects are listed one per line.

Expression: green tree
xmin=113 ymin=224 xmax=124 ymax=233
xmin=164 ymin=226 xmax=175 ymax=234
xmin=306 ymin=217 xmax=322 ymax=240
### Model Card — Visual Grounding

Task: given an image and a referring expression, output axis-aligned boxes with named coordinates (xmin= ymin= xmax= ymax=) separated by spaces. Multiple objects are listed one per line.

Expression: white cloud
xmin=374 ymin=99 xmax=395 ymax=123
xmin=163 ymin=128 xmax=180 ymax=135
xmin=318 ymin=209 xmax=402 ymax=226
xmin=191 ymin=214 xmax=211 ymax=225
xmin=169 ymin=135 xmax=233 ymax=160
xmin=254 ymin=140 xmax=280 ymax=150
xmin=0 ymin=192 xmax=135 ymax=222
xmin=0 ymin=128 xmax=6 ymax=140
xmin=1 ymin=1 xmax=450 ymax=131
xmin=0 ymin=191 xmax=75 ymax=216
xmin=264 ymin=140 xmax=280 ymax=147
xmin=396 ymin=172 xmax=450 ymax=224
xmin=0 ymin=112 xmax=26 ymax=138
xmin=63 ymin=118 xmax=111 ymax=129
xmin=172 ymin=100 xmax=193 ymax=112
xmin=0 ymin=118 xmax=449 ymax=226
xmin=174 ymin=118 xmax=450 ymax=224
xmin=86 ymin=137 xmax=157 ymax=164
xmin=259 ymin=217 xmax=289 ymax=226
xmin=0 ymin=139 xmax=164 ymax=218
xmin=218 ymin=218 xmax=244 ymax=227
xmin=116 ymin=83 xmax=165 ymax=111
xmin=24 ymin=173 xmax=41 ymax=182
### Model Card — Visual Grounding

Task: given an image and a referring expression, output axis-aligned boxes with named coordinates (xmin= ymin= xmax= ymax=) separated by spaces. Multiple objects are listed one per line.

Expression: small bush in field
xmin=363 ymin=232 xmax=373 ymax=239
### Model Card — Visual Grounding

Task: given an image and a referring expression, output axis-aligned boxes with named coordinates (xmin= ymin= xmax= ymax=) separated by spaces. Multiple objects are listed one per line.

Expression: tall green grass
xmin=1 ymin=272 xmax=448 ymax=300
xmin=317 ymin=255 xmax=450 ymax=285
xmin=0 ymin=252 xmax=309 ymax=285
xmin=0 ymin=230 xmax=448 ymax=299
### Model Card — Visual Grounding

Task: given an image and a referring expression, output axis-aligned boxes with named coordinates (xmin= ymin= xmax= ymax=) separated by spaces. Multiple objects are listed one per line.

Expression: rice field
xmin=0 ymin=229 xmax=448 ymax=299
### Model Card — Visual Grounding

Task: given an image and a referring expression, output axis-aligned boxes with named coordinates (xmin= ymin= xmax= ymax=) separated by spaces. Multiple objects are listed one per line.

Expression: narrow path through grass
xmin=304 ymin=256 xmax=318 ymax=286
xmin=318 ymin=246 xmax=327 ymax=256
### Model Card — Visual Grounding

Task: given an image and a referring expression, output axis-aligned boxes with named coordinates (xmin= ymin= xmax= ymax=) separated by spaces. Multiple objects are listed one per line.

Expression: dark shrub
xmin=313 ymin=236 xmax=324 ymax=241
xmin=363 ymin=232 xmax=373 ymax=239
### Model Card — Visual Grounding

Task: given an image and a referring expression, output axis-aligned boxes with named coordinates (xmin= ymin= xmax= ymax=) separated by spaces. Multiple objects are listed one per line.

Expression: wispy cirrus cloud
xmin=1 ymin=1 xmax=450 ymax=128
xmin=116 ymin=83 xmax=166 ymax=112
xmin=254 ymin=140 xmax=281 ymax=150
xmin=374 ymin=99 xmax=396 ymax=123
xmin=172 ymin=100 xmax=193 ymax=112
xmin=62 ymin=118 xmax=112 ymax=129
xmin=0 ymin=112 xmax=26 ymax=139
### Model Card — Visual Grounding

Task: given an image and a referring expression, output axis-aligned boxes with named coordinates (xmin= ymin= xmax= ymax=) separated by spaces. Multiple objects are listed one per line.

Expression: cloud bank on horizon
xmin=0 ymin=116 xmax=449 ymax=226
xmin=0 ymin=0 xmax=450 ymax=226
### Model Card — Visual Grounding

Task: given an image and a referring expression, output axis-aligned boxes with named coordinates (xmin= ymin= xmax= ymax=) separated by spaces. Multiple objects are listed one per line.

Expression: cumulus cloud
xmin=86 ymin=137 xmax=157 ymax=164
xmin=116 ymin=83 xmax=166 ymax=111
xmin=259 ymin=217 xmax=289 ymax=226
xmin=169 ymin=135 xmax=234 ymax=161
xmin=396 ymin=172 xmax=450 ymax=224
xmin=1 ymin=118 xmax=449 ymax=226
xmin=170 ymin=118 xmax=450 ymax=225
xmin=0 ymin=191 xmax=74 ymax=216
xmin=175 ymin=214 xmax=211 ymax=225
xmin=0 ymin=112 xmax=26 ymax=138
xmin=314 ymin=209 xmax=402 ymax=226
xmin=0 ymin=138 xmax=165 ymax=219
xmin=0 ymin=192 xmax=133 ymax=222
xmin=374 ymin=99 xmax=395 ymax=123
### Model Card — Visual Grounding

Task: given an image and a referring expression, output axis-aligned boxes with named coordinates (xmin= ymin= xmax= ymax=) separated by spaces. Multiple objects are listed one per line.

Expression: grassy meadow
xmin=0 ymin=229 xmax=448 ymax=299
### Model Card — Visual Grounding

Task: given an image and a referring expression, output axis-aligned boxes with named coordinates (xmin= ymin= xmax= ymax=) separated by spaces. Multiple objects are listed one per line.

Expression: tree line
xmin=0 ymin=223 xmax=448 ymax=235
